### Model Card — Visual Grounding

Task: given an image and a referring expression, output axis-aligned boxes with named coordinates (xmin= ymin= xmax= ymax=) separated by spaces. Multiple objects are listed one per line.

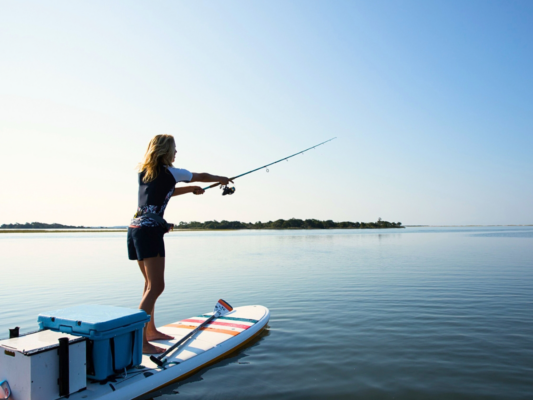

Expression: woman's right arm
xmin=173 ymin=186 xmax=204 ymax=196
xmin=190 ymin=173 xmax=233 ymax=185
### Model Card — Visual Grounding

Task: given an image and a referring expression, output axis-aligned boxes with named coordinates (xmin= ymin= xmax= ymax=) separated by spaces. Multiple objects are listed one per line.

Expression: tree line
xmin=1 ymin=219 xmax=404 ymax=230
xmin=176 ymin=218 xmax=403 ymax=230
xmin=1 ymin=222 xmax=87 ymax=229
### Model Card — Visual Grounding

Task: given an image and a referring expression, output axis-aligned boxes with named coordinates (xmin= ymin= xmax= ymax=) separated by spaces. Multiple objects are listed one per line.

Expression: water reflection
xmin=0 ymin=228 xmax=532 ymax=399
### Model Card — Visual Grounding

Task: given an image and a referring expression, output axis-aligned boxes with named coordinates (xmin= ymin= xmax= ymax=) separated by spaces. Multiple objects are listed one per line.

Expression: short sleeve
xmin=167 ymin=167 xmax=193 ymax=183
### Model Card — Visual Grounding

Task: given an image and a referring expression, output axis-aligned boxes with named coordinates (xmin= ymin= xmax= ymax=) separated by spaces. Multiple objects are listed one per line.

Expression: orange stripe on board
xmin=181 ymin=319 xmax=251 ymax=330
xmin=166 ymin=323 xmax=240 ymax=336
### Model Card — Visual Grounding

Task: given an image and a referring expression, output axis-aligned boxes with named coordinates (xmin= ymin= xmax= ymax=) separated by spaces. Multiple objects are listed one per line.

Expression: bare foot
xmin=143 ymin=343 xmax=166 ymax=354
xmin=146 ymin=330 xmax=174 ymax=341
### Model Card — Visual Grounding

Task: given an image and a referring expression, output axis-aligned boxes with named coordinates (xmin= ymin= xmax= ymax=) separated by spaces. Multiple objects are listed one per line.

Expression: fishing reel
xmin=221 ymin=185 xmax=236 ymax=196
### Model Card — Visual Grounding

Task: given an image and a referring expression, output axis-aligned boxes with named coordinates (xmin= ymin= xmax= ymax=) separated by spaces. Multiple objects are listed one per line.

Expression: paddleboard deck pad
xmin=2 ymin=305 xmax=269 ymax=400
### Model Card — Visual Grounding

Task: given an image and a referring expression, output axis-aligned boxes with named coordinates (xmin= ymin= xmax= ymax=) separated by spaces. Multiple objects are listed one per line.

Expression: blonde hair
xmin=138 ymin=135 xmax=175 ymax=183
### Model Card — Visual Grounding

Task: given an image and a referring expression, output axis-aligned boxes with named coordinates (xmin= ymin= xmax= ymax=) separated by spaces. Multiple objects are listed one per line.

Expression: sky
xmin=1 ymin=0 xmax=532 ymax=226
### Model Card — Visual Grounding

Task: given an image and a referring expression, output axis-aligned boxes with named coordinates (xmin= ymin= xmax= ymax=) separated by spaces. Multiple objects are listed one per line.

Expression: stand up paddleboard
xmin=0 ymin=302 xmax=269 ymax=400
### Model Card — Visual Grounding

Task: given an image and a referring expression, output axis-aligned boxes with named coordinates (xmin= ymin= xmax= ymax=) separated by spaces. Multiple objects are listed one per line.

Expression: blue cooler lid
xmin=38 ymin=305 xmax=150 ymax=336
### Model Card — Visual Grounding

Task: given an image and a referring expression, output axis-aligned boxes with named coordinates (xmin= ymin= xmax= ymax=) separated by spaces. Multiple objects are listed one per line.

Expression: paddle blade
xmin=213 ymin=299 xmax=233 ymax=316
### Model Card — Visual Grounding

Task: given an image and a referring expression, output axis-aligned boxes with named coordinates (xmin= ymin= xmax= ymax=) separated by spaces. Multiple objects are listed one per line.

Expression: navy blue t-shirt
xmin=130 ymin=166 xmax=192 ymax=227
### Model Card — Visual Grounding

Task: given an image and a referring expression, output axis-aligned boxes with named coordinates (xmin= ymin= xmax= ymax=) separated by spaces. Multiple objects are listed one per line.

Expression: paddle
xmin=150 ymin=299 xmax=233 ymax=367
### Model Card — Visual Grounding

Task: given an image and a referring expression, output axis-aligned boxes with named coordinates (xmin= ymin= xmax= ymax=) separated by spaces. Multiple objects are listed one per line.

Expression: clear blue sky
xmin=1 ymin=1 xmax=532 ymax=226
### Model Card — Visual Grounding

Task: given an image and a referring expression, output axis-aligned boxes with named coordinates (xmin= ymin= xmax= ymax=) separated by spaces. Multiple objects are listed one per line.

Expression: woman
xmin=127 ymin=134 xmax=232 ymax=354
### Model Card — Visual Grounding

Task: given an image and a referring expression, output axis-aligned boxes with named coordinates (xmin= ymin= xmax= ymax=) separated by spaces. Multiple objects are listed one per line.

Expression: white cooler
xmin=0 ymin=330 xmax=86 ymax=400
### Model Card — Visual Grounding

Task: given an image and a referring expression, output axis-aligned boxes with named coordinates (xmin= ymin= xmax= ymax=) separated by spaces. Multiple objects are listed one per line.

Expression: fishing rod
xmin=202 ymin=137 xmax=337 ymax=195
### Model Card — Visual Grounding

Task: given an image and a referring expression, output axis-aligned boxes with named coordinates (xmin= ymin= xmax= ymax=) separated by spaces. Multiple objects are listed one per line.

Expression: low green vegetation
xmin=176 ymin=218 xmax=403 ymax=230
xmin=1 ymin=218 xmax=403 ymax=231
xmin=0 ymin=222 xmax=88 ymax=229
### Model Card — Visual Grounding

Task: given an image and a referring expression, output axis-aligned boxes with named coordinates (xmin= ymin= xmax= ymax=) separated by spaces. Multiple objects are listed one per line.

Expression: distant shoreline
xmin=1 ymin=219 xmax=404 ymax=231
xmin=0 ymin=229 xmax=128 ymax=233
xmin=0 ymin=227 xmax=401 ymax=234
xmin=1 ymin=225 xmax=532 ymax=234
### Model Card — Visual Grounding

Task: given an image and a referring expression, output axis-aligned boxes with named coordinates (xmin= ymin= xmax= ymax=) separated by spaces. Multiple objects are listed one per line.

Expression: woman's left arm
xmin=173 ymin=186 xmax=205 ymax=197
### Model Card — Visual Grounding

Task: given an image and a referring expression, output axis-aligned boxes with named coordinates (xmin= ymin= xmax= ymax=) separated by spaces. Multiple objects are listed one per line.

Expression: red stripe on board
xmin=165 ymin=324 xmax=239 ymax=336
xmin=181 ymin=318 xmax=251 ymax=330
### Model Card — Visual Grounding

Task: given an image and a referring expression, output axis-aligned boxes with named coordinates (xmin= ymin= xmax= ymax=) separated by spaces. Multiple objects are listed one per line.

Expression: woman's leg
xmin=138 ymin=255 xmax=168 ymax=354
xmin=137 ymin=260 xmax=174 ymax=342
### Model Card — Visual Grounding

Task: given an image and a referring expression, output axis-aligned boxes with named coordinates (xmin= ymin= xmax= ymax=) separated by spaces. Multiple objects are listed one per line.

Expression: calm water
xmin=1 ymin=227 xmax=532 ymax=399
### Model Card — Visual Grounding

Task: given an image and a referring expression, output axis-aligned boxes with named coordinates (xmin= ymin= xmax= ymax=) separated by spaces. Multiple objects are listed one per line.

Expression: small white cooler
xmin=0 ymin=330 xmax=86 ymax=400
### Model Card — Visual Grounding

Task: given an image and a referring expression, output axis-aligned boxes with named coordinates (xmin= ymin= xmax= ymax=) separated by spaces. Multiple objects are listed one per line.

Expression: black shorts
xmin=127 ymin=226 xmax=166 ymax=260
